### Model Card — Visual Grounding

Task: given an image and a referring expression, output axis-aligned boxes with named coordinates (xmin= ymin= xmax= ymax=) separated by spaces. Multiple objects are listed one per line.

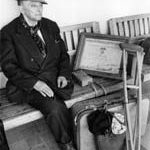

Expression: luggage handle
xmin=74 ymin=100 xmax=109 ymax=125
xmin=74 ymin=97 xmax=130 ymax=125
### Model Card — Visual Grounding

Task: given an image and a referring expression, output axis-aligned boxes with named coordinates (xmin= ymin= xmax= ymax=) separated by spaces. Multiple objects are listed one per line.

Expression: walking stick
xmin=121 ymin=43 xmax=144 ymax=150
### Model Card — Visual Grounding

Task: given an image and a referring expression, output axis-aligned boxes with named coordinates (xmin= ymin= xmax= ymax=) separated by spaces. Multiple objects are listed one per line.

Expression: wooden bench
xmin=108 ymin=13 xmax=150 ymax=42
xmin=0 ymin=21 xmax=100 ymax=131
xmin=108 ymin=13 xmax=150 ymax=82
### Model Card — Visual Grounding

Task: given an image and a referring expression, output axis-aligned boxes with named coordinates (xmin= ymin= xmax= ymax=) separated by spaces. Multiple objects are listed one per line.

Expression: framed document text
xmin=74 ymin=33 xmax=130 ymax=80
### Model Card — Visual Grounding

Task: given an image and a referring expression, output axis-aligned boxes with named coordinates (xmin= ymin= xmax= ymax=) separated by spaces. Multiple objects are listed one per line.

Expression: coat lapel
xmin=40 ymin=21 xmax=55 ymax=67
xmin=15 ymin=20 xmax=45 ymax=65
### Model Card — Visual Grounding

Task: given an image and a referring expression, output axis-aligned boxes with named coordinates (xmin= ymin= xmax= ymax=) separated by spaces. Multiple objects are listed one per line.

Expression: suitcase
xmin=71 ymin=91 xmax=149 ymax=150
xmin=66 ymin=33 xmax=144 ymax=108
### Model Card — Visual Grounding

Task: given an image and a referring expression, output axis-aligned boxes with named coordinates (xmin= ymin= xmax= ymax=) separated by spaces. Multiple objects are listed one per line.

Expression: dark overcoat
xmin=1 ymin=16 xmax=73 ymax=103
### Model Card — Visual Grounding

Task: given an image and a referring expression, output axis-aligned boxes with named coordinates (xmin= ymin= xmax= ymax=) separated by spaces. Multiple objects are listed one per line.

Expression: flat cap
xmin=17 ymin=0 xmax=48 ymax=4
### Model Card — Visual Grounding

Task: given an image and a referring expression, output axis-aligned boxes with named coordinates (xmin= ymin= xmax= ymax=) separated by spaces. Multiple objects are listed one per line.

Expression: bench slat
xmin=85 ymin=27 xmax=92 ymax=33
xmin=148 ymin=17 xmax=150 ymax=33
xmin=124 ymin=21 xmax=130 ymax=37
xmin=118 ymin=22 xmax=124 ymax=36
xmin=143 ymin=18 xmax=149 ymax=34
xmin=134 ymin=19 xmax=140 ymax=36
xmin=72 ymin=30 xmax=78 ymax=49
xmin=129 ymin=20 xmax=135 ymax=37
xmin=139 ymin=18 xmax=144 ymax=36
xmin=3 ymin=110 xmax=43 ymax=131
xmin=108 ymin=19 xmax=119 ymax=35
xmin=0 ymin=104 xmax=34 ymax=120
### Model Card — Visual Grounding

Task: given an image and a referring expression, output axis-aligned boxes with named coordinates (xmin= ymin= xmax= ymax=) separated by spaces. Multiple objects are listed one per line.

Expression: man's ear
xmin=19 ymin=7 xmax=23 ymax=15
xmin=19 ymin=2 xmax=25 ymax=15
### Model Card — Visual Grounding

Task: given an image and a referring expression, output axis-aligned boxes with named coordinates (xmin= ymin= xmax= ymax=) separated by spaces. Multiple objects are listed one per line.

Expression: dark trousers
xmin=0 ymin=120 xmax=9 ymax=150
xmin=28 ymin=91 xmax=73 ymax=144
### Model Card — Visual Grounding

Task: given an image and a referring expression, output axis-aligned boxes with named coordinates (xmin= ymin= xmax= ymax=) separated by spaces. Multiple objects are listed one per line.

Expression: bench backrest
xmin=60 ymin=21 xmax=100 ymax=51
xmin=108 ymin=13 xmax=150 ymax=41
xmin=60 ymin=21 xmax=100 ymax=63
xmin=0 ymin=21 xmax=100 ymax=89
xmin=108 ymin=14 xmax=150 ymax=84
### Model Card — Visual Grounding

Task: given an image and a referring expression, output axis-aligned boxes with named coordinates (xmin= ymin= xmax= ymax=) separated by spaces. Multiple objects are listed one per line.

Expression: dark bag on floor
xmin=87 ymin=109 xmax=113 ymax=135
xmin=87 ymin=109 xmax=126 ymax=150
xmin=0 ymin=120 xmax=9 ymax=150
xmin=96 ymin=132 xmax=126 ymax=150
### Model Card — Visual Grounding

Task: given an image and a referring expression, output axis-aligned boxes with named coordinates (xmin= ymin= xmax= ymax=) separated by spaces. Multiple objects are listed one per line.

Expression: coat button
xmin=31 ymin=58 xmax=34 ymax=62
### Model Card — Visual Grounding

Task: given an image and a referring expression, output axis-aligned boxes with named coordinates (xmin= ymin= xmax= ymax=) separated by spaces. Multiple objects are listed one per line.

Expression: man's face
xmin=21 ymin=1 xmax=43 ymax=22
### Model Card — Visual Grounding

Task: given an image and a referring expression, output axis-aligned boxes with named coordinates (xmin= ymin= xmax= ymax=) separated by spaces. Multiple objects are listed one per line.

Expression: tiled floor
xmin=6 ymin=119 xmax=60 ymax=150
xmin=5 ymin=111 xmax=150 ymax=150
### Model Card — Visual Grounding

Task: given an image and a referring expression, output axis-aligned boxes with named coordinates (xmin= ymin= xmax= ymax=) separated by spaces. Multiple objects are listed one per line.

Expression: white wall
xmin=0 ymin=0 xmax=150 ymax=33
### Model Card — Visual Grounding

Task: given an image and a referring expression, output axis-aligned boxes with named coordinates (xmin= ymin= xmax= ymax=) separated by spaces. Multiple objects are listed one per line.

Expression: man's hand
xmin=33 ymin=80 xmax=54 ymax=98
xmin=57 ymin=76 xmax=68 ymax=88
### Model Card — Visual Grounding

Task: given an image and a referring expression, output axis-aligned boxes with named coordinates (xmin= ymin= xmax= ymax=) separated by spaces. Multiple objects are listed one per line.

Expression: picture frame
xmin=73 ymin=33 xmax=132 ymax=80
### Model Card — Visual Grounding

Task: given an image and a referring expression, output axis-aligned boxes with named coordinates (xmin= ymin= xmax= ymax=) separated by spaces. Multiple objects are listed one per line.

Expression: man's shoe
xmin=58 ymin=141 xmax=76 ymax=150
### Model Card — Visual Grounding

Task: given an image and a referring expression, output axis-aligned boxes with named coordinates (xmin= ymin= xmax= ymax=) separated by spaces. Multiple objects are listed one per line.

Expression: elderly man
xmin=1 ymin=0 xmax=75 ymax=150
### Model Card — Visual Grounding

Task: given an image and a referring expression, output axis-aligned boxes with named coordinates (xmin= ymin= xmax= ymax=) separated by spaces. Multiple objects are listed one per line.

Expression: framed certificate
xmin=74 ymin=33 xmax=130 ymax=79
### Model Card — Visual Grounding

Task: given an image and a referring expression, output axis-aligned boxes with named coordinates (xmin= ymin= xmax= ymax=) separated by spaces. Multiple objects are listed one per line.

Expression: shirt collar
xmin=19 ymin=14 xmax=41 ymax=34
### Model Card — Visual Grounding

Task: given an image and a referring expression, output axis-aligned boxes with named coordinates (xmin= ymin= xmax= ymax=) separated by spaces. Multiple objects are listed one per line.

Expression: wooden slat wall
xmin=108 ymin=13 xmax=150 ymax=39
